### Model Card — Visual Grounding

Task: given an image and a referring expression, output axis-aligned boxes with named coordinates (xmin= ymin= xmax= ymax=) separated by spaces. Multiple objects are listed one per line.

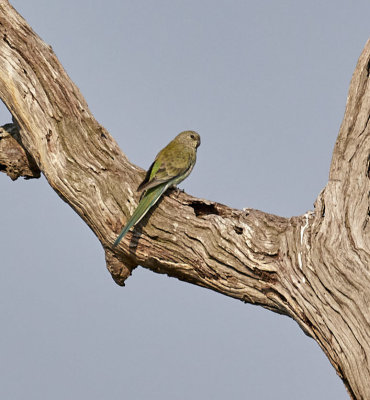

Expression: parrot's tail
xmin=113 ymin=183 xmax=169 ymax=247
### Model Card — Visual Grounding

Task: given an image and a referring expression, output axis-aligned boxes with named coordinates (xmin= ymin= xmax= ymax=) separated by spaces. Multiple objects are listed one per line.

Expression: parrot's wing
xmin=138 ymin=149 xmax=192 ymax=192
xmin=137 ymin=160 xmax=167 ymax=191
xmin=137 ymin=160 xmax=156 ymax=191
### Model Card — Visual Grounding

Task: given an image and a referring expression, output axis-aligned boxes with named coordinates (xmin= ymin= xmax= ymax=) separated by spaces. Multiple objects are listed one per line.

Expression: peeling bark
xmin=0 ymin=1 xmax=369 ymax=398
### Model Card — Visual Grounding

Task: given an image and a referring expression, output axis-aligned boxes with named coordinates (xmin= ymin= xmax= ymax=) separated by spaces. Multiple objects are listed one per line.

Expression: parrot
xmin=113 ymin=130 xmax=201 ymax=247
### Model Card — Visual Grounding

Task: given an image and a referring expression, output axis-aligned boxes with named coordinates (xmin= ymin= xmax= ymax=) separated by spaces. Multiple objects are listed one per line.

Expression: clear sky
xmin=1 ymin=1 xmax=369 ymax=399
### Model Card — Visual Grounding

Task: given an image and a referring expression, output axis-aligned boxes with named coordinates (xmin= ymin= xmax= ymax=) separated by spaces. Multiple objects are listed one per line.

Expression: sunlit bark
xmin=0 ymin=2 xmax=369 ymax=398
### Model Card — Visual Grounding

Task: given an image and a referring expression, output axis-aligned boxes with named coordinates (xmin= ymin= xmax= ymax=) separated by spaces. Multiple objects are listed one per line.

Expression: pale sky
xmin=1 ymin=1 xmax=369 ymax=399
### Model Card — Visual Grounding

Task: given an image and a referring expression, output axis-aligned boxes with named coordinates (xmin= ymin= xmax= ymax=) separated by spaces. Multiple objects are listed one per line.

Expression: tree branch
xmin=0 ymin=122 xmax=40 ymax=180
xmin=0 ymin=1 xmax=369 ymax=398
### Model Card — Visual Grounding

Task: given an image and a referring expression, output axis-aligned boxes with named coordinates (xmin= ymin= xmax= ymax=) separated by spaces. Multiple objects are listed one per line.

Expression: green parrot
xmin=113 ymin=130 xmax=201 ymax=247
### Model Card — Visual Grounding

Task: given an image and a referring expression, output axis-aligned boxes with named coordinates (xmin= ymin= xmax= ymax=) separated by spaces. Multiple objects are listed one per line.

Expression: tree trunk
xmin=0 ymin=1 xmax=369 ymax=398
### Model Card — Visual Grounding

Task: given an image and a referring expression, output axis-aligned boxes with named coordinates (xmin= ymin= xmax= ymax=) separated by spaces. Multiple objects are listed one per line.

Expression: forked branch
xmin=0 ymin=1 xmax=369 ymax=398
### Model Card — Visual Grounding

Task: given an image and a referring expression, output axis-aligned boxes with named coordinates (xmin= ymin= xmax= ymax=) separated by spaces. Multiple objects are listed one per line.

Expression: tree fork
xmin=0 ymin=1 xmax=369 ymax=398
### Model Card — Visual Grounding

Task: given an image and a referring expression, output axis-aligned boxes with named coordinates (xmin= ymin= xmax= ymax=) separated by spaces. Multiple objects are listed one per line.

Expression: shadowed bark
xmin=0 ymin=1 xmax=369 ymax=398
xmin=0 ymin=122 xmax=40 ymax=179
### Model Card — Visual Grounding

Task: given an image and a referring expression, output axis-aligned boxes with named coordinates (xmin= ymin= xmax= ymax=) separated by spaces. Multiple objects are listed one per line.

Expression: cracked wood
xmin=0 ymin=2 xmax=369 ymax=398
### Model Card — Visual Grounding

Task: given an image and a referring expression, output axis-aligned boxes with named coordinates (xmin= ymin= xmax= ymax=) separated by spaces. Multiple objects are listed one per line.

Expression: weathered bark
xmin=0 ymin=1 xmax=369 ymax=398
xmin=0 ymin=122 xmax=40 ymax=179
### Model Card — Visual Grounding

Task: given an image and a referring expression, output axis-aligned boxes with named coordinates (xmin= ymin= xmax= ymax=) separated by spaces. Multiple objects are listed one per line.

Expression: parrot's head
xmin=176 ymin=130 xmax=201 ymax=149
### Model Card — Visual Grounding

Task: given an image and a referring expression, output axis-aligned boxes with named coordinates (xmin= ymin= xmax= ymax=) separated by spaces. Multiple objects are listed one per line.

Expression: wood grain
xmin=0 ymin=1 xmax=369 ymax=398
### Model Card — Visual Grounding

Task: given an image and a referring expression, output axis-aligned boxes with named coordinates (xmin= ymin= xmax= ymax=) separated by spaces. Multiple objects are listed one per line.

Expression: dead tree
xmin=0 ymin=2 xmax=369 ymax=398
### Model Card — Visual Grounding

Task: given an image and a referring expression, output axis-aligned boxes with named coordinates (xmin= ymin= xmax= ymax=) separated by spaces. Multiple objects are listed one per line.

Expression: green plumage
xmin=113 ymin=130 xmax=201 ymax=247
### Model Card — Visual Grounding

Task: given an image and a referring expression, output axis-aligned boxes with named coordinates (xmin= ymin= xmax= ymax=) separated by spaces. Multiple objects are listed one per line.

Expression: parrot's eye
xmin=190 ymin=134 xmax=195 ymax=139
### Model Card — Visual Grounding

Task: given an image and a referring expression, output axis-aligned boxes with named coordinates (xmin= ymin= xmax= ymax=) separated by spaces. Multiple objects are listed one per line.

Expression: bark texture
xmin=0 ymin=1 xmax=369 ymax=398
xmin=0 ymin=122 xmax=40 ymax=179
